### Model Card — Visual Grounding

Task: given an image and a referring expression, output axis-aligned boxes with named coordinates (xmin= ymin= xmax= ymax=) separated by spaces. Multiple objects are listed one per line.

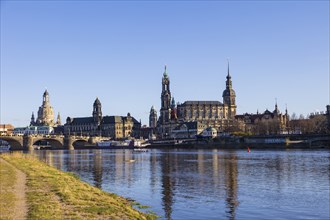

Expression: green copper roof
xmin=163 ymin=65 xmax=168 ymax=78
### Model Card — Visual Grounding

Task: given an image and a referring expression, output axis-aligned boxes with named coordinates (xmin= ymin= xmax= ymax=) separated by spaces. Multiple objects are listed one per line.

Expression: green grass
xmin=1 ymin=153 xmax=158 ymax=220
xmin=0 ymin=158 xmax=17 ymax=220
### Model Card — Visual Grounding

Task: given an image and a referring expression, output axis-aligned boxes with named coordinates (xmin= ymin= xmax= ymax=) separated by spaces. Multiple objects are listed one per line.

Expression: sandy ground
xmin=0 ymin=158 xmax=27 ymax=220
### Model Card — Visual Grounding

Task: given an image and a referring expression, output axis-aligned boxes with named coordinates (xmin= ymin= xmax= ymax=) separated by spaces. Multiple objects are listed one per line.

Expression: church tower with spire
xmin=56 ymin=112 xmax=61 ymax=125
xmin=158 ymin=65 xmax=173 ymax=137
xmin=160 ymin=66 xmax=171 ymax=124
xmin=222 ymin=62 xmax=237 ymax=118
xmin=30 ymin=112 xmax=35 ymax=126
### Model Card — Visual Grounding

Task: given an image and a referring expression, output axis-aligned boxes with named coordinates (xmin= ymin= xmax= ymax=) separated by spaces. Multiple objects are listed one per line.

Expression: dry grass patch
xmin=2 ymin=153 xmax=157 ymax=220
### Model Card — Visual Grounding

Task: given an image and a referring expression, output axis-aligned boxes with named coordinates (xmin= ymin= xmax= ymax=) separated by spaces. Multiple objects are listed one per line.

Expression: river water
xmin=33 ymin=148 xmax=330 ymax=220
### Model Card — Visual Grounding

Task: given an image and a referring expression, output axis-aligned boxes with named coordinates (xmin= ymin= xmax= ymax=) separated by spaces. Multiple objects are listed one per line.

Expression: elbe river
xmin=33 ymin=148 xmax=330 ymax=220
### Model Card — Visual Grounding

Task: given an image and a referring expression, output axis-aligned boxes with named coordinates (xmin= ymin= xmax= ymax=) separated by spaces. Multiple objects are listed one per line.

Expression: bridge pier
xmin=23 ymin=135 xmax=34 ymax=151
xmin=64 ymin=136 xmax=74 ymax=150
xmin=88 ymin=137 xmax=98 ymax=145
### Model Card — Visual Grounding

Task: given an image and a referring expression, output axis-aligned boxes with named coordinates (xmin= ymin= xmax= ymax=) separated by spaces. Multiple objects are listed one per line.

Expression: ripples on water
xmin=34 ymin=149 xmax=330 ymax=220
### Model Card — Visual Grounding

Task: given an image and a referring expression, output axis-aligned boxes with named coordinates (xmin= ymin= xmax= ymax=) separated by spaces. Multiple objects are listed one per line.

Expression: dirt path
xmin=0 ymin=158 xmax=27 ymax=220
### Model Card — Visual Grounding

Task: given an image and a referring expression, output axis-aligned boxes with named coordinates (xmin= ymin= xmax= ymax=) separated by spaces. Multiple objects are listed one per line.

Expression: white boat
xmin=130 ymin=140 xmax=150 ymax=147
xmin=0 ymin=143 xmax=11 ymax=152
xmin=133 ymin=148 xmax=148 ymax=152
xmin=96 ymin=140 xmax=132 ymax=148
xmin=140 ymin=143 xmax=151 ymax=147
xmin=96 ymin=141 xmax=112 ymax=147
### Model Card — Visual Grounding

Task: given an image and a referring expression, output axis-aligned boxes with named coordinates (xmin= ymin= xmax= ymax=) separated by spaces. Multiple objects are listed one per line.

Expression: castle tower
xmin=170 ymin=97 xmax=177 ymax=120
xmin=222 ymin=62 xmax=236 ymax=118
xmin=160 ymin=65 xmax=171 ymax=124
xmin=93 ymin=97 xmax=102 ymax=125
xmin=36 ymin=89 xmax=55 ymax=126
xmin=171 ymin=97 xmax=176 ymax=109
xmin=149 ymin=106 xmax=158 ymax=128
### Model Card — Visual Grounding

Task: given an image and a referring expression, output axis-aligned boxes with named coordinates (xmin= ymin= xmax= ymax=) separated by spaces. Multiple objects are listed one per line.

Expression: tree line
xmin=225 ymin=113 xmax=329 ymax=135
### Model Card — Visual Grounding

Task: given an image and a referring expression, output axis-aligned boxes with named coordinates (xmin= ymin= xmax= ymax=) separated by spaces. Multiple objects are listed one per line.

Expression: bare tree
xmin=289 ymin=115 xmax=328 ymax=134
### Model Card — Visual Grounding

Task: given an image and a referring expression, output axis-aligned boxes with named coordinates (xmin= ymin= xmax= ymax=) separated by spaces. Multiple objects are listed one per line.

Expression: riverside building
xmin=235 ymin=103 xmax=289 ymax=135
xmin=64 ymin=98 xmax=141 ymax=139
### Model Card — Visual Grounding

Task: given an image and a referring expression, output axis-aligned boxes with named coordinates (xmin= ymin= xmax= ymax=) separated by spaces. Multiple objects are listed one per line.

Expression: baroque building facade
xmin=30 ymin=89 xmax=61 ymax=127
xmin=64 ymin=98 xmax=141 ymax=139
xmin=235 ymin=103 xmax=289 ymax=135
xmin=155 ymin=64 xmax=237 ymax=138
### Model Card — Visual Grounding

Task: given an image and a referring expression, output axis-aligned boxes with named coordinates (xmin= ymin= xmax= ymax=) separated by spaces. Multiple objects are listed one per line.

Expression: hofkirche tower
xmin=159 ymin=66 xmax=172 ymax=135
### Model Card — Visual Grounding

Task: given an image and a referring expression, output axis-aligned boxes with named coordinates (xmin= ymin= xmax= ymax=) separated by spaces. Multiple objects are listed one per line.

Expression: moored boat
xmin=133 ymin=148 xmax=148 ymax=152
xmin=96 ymin=140 xmax=133 ymax=149
xmin=0 ymin=140 xmax=11 ymax=152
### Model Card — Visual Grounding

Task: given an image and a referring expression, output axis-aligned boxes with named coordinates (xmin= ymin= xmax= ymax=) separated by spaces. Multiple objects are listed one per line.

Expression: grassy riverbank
xmin=0 ymin=153 xmax=157 ymax=220
xmin=0 ymin=158 xmax=17 ymax=219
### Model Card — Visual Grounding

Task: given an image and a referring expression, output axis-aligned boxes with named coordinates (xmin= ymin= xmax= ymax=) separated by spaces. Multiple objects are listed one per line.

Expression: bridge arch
xmin=32 ymin=138 xmax=63 ymax=149
xmin=72 ymin=139 xmax=89 ymax=148
xmin=0 ymin=137 xmax=23 ymax=149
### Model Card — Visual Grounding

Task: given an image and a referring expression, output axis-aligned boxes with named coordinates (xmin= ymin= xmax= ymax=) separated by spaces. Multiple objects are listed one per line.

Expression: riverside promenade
xmin=149 ymin=134 xmax=330 ymax=149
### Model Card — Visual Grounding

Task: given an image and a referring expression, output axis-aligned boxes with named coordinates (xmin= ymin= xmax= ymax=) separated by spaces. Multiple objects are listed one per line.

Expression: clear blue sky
xmin=1 ymin=1 xmax=329 ymax=127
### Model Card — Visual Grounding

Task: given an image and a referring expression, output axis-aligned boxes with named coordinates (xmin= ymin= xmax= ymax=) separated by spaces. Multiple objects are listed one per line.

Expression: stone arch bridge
xmin=0 ymin=135 xmax=105 ymax=150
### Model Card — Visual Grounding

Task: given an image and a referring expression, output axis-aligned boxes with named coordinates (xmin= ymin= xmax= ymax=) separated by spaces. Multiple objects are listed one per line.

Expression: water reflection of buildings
xmin=158 ymin=149 xmax=239 ymax=220
xmin=35 ymin=150 xmax=63 ymax=170
xmin=160 ymin=150 xmax=177 ymax=220
xmin=36 ymin=150 xmax=103 ymax=188
xmin=223 ymin=153 xmax=239 ymax=220
xmin=93 ymin=150 xmax=103 ymax=188
xmin=149 ymin=152 xmax=160 ymax=195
